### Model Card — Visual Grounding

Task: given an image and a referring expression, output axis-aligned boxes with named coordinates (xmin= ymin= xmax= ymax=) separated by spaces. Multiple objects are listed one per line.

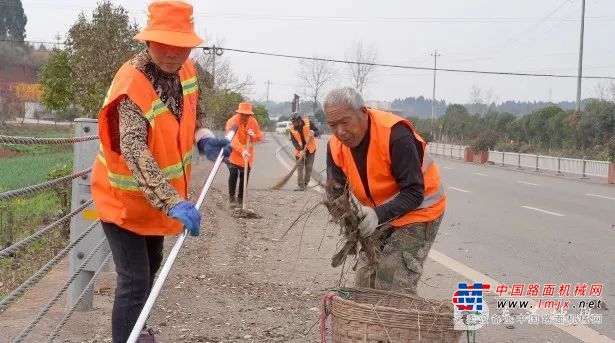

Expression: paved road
xmin=248 ymin=133 xmax=614 ymax=342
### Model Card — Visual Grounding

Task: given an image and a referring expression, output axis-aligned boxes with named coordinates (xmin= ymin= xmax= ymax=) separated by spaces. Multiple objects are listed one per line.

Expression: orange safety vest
xmin=329 ymin=109 xmax=446 ymax=227
xmin=290 ymin=118 xmax=317 ymax=157
xmin=91 ymin=58 xmax=198 ymax=236
xmin=225 ymin=114 xmax=262 ymax=168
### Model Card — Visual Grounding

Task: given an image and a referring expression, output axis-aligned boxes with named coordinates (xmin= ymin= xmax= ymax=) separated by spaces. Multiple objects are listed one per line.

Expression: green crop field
xmin=0 ymin=152 xmax=73 ymax=191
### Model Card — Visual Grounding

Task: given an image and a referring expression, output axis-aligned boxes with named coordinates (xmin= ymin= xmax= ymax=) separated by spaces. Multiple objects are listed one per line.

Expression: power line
xmin=488 ymin=0 xmax=574 ymax=57
xmin=192 ymin=12 xmax=615 ymax=23
xmin=208 ymin=47 xmax=615 ymax=80
xmin=0 ymin=38 xmax=65 ymax=46
xmin=2 ymin=39 xmax=613 ymax=80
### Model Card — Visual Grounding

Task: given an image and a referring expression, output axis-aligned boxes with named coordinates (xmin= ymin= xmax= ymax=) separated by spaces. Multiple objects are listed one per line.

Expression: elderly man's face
xmin=325 ymin=106 xmax=369 ymax=148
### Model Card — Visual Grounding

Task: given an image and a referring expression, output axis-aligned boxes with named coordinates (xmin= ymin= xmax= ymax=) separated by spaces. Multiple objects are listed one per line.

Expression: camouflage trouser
xmin=355 ymin=214 xmax=444 ymax=294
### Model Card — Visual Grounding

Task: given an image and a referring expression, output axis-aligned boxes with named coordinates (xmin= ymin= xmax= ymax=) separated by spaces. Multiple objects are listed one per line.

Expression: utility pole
xmin=265 ymin=80 xmax=271 ymax=111
xmin=430 ymin=50 xmax=440 ymax=139
xmin=575 ymin=0 xmax=586 ymax=113
xmin=203 ymin=45 xmax=224 ymax=90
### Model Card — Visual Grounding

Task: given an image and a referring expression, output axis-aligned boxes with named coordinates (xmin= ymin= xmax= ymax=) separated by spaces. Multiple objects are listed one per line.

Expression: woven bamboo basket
xmin=329 ymin=288 xmax=461 ymax=343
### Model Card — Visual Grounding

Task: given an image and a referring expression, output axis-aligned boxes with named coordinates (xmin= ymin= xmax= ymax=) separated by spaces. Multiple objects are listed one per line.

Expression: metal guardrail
xmin=428 ymin=142 xmax=610 ymax=179
xmin=488 ymin=150 xmax=610 ymax=178
xmin=427 ymin=142 xmax=466 ymax=160
xmin=0 ymin=118 xmax=108 ymax=342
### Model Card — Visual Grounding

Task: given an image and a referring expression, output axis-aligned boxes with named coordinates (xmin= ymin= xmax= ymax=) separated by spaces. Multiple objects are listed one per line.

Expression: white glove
xmin=298 ymin=150 xmax=305 ymax=158
xmin=247 ymin=128 xmax=255 ymax=137
xmin=357 ymin=205 xmax=379 ymax=237
xmin=242 ymin=150 xmax=250 ymax=159
xmin=309 ymin=130 xmax=315 ymax=137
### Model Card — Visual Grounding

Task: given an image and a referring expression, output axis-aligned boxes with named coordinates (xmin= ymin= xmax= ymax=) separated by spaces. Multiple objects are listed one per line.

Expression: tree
xmin=65 ymin=1 xmax=140 ymax=117
xmin=606 ymin=136 xmax=615 ymax=162
xmin=195 ymin=42 xmax=252 ymax=94
xmin=0 ymin=89 xmax=23 ymax=123
xmin=204 ymin=90 xmax=244 ymax=130
xmin=299 ymin=56 xmax=335 ymax=115
xmin=441 ymin=104 xmax=471 ymax=141
xmin=468 ymin=86 xmax=499 ymax=116
xmin=346 ymin=41 xmax=377 ymax=93
xmin=0 ymin=0 xmax=27 ymax=41
xmin=40 ymin=49 xmax=74 ymax=114
xmin=470 ymin=130 xmax=498 ymax=153
xmin=253 ymin=104 xmax=270 ymax=128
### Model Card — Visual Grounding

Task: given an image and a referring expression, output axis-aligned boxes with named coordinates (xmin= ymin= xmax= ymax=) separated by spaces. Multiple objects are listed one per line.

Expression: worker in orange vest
xmin=225 ymin=102 xmax=264 ymax=207
xmin=91 ymin=2 xmax=229 ymax=341
xmin=288 ymin=112 xmax=320 ymax=191
xmin=324 ymin=87 xmax=446 ymax=294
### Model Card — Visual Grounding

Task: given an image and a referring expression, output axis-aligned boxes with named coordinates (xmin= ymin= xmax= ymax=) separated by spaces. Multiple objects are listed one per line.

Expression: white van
xmin=275 ymin=121 xmax=291 ymax=135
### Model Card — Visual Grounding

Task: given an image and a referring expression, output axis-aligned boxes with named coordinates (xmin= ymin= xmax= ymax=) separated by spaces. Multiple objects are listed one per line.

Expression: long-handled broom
xmin=271 ymin=135 xmax=314 ymax=190
xmin=233 ymin=138 xmax=262 ymax=219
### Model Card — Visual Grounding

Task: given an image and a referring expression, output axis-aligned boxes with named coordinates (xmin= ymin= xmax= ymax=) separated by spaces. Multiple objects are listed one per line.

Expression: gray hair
xmin=323 ymin=87 xmax=365 ymax=113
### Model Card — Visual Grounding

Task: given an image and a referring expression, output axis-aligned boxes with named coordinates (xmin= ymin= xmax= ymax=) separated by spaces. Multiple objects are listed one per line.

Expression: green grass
xmin=0 ymin=152 xmax=73 ymax=191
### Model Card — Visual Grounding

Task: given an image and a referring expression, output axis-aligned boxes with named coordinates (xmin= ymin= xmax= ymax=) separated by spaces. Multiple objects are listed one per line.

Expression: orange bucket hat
xmin=133 ymin=1 xmax=204 ymax=48
xmin=236 ymin=102 xmax=254 ymax=115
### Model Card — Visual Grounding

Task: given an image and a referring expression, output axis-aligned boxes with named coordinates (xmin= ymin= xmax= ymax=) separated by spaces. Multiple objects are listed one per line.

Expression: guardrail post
xmin=450 ymin=145 xmax=453 ymax=158
xmin=501 ymin=151 xmax=505 ymax=166
xmin=556 ymin=157 xmax=563 ymax=176
xmin=517 ymin=152 xmax=522 ymax=169
xmin=535 ymin=155 xmax=540 ymax=172
xmin=580 ymin=156 xmax=589 ymax=179
xmin=68 ymin=118 xmax=108 ymax=311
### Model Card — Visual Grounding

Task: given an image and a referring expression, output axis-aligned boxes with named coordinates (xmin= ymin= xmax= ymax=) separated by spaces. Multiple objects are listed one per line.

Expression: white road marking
xmin=443 ymin=166 xmax=454 ymax=170
xmin=271 ymin=139 xmax=613 ymax=342
xmin=473 ymin=172 xmax=489 ymax=177
xmin=521 ymin=206 xmax=565 ymax=217
xmin=586 ymin=193 xmax=615 ymax=201
xmin=274 ymin=144 xmax=322 ymax=193
xmin=517 ymin=181 xmax=539 ymax=186
xmin=428 ymin=250 xmax=613 ymax=343
xmin=448 ymin=187 xmax=470 ymax=193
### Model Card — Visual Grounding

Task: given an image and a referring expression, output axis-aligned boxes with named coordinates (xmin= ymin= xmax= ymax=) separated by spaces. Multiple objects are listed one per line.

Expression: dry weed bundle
xmin=324 ymin=181 xmax=381 ymax=269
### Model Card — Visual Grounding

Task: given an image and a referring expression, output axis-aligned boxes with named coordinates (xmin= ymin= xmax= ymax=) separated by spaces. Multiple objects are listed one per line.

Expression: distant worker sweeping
xmin=288 ymin=112 xmax=320 ymax=191
xmin=324 ymin=87 xmax=446 ymax=294
xmin=225 ymin=102 xmax=264 ymax=209
xmin=91 ymin=1 xmax=229 ymax=342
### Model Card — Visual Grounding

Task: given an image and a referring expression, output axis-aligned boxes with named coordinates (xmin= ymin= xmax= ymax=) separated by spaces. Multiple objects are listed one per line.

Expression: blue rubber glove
xmin=197 ymin=137 xmax=232 ymax=162
xmin=168 ymin=201 xmax=201 ymax=236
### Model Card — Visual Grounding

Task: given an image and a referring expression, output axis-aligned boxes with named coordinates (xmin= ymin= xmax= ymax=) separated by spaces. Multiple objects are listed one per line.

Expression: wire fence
xmin=47 ymin=252 xmax=112 ymax=343
xmin=0 ymin=200 xmax=92 ymax=259
xmin=0 ymin=220 xmax=99 ymax=313
xmin=0 ymin=168 xmax=92 ymax=201
xmin=0 ymin=129 xmax=108 ymax=342
xmin=13 ymin=237 xmax=108 ymax=342
xmin=0 ymin=135 xmax=98 ymax=145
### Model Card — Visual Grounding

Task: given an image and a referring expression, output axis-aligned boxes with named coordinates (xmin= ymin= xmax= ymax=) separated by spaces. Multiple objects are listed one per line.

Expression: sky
xmin=20 ymin=0 xmax=615 ymax=105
